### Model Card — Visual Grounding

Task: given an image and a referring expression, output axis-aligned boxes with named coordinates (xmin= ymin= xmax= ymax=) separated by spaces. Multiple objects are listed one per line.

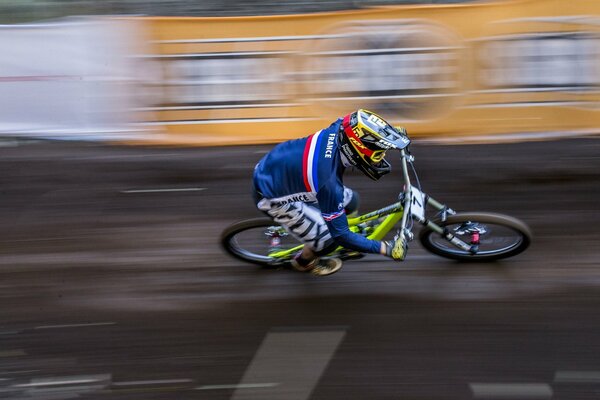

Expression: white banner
xmin=0 ymin=18 xmax=153 ymax=140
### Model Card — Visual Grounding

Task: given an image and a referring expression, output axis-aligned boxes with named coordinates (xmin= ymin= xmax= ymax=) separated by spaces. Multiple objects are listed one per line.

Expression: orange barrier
xmin=128 ymin=0 xmax=600 ymax=145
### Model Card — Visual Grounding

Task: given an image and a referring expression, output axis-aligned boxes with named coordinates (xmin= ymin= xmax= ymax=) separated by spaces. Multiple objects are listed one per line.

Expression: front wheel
xmin=419 ymin=212 xmax=532 ymax=261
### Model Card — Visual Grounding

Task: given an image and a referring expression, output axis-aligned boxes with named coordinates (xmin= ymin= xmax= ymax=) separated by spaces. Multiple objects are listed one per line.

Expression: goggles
xmin=342 ymin=119 xmax=387 ymax=162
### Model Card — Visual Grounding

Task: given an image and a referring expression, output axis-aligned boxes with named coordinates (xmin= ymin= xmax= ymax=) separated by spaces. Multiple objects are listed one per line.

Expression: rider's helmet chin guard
xmin=338 ymin=109 xmax=411 ymax=181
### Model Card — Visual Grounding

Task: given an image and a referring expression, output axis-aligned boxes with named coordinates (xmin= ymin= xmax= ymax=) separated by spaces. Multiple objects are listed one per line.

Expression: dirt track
xmin=0 ymin=138 xmax=599 ymax=399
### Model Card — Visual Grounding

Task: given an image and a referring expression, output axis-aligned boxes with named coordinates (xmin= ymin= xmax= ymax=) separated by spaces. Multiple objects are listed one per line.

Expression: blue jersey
xmin=253 ymin=119 xmax=381 ymax=254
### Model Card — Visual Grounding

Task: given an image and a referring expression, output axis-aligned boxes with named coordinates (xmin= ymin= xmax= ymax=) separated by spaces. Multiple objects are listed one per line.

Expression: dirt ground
xmin=0 ymin=137 xmax=599 ymax=399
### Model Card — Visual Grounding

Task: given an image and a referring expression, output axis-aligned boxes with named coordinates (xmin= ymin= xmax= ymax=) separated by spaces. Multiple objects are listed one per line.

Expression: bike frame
xmin=269 ymin=148 xmax=476 ymax=260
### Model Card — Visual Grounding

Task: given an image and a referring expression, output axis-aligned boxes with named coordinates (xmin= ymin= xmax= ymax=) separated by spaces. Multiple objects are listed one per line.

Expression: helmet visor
xmin=356 ymin=110 xmax=410 ymax=150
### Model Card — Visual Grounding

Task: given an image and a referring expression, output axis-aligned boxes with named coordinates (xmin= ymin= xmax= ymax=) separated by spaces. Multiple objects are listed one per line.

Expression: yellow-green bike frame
xmin=267 ymin=148 xmax=473 ymax=261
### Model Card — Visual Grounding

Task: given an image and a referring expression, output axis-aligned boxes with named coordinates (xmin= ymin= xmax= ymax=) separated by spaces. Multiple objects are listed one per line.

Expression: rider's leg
xmin=295 ymin=238 xmax=338 ymax=269
xmin=257 ymin=200 xmax=341 ymax=275
xmin=292 ymin=248 xmax=342 ymax=276
xmin=294 ymin=246 xmax=317 ymax=271
xmin=265 ymin=202 xmax=334 ymax=254
xmin=292 ymin=188 xmax=357 ymax=263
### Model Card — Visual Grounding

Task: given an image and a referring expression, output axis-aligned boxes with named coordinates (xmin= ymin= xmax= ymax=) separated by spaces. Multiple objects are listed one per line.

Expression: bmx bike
xmin=222 ymin=146 xmax=531 ymax=266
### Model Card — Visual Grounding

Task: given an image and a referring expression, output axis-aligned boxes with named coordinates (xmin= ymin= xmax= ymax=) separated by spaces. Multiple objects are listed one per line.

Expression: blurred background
xmin=1 ymin=1 xmax=599 ymax=399
xmin=2 ymin=0 xmax=600 ymax=144
xmin=0 ymin=0 xmax=471 ymax=21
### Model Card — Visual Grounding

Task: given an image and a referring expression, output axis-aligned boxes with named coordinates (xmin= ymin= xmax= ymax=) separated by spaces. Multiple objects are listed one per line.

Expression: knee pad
xmin=268 ymin=202 xmax=333 ymax=253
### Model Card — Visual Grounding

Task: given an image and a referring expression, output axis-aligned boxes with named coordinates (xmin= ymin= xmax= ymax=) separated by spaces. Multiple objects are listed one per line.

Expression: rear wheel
xmin=419 ymin=212 xmax=532 ymax=261
xmin=221 ymin=218 xmax=302 ymax=267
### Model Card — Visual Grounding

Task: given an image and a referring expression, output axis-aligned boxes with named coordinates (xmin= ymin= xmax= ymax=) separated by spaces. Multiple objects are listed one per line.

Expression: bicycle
xmin=221 ymin=145 xmax=531 ymax=266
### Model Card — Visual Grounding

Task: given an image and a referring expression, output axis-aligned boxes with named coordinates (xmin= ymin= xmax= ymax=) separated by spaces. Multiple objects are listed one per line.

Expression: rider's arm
xmin=325 ymin=212 xmax=382 ymax=254
xmin=317 ymin=183 xmax=381 ymax=254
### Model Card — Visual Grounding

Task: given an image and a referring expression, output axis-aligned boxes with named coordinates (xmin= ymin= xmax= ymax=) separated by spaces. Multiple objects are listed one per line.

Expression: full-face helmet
xmin=339 ymin=109 xmax=410 ymax=180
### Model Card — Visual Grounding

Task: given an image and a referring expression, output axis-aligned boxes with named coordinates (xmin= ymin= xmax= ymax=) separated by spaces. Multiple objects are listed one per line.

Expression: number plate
xmin=410 ymin=187 xmax=426 ymax=220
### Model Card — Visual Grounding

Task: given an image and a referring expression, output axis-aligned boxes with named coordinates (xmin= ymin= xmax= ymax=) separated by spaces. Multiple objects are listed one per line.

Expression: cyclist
xmin=253 ymin=109 xmax=411 ymax=276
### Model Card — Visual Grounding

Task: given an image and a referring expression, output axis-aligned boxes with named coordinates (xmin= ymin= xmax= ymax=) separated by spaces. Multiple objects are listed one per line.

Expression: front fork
xmin=416 ymin=194 xmax=479 ymax=255
xmin=398 ymin=149 xmax=478 ymax=254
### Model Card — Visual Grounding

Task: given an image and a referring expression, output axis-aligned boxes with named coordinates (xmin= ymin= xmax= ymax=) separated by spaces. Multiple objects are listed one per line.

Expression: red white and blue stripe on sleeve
xmin=322 ymin=210 xmax=345 ymax=221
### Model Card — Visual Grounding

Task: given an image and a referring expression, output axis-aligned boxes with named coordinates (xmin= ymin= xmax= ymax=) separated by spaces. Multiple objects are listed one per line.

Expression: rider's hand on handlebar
xmin=381 ymin=235 xmax=408 ymax=261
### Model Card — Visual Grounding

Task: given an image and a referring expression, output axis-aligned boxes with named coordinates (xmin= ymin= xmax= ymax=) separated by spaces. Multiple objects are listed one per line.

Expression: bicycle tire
xmin=221 ymin=218 xmax=297 ymax=267
xmin=419 ymin=212 xmax=532 ymax=261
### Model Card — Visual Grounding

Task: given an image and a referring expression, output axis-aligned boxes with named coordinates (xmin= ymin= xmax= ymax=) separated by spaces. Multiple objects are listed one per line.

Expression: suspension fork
xmin=425 ymin=221 xmax=477 ymax=254
xmin=419 ymin=195 xmax=477 ymax=254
